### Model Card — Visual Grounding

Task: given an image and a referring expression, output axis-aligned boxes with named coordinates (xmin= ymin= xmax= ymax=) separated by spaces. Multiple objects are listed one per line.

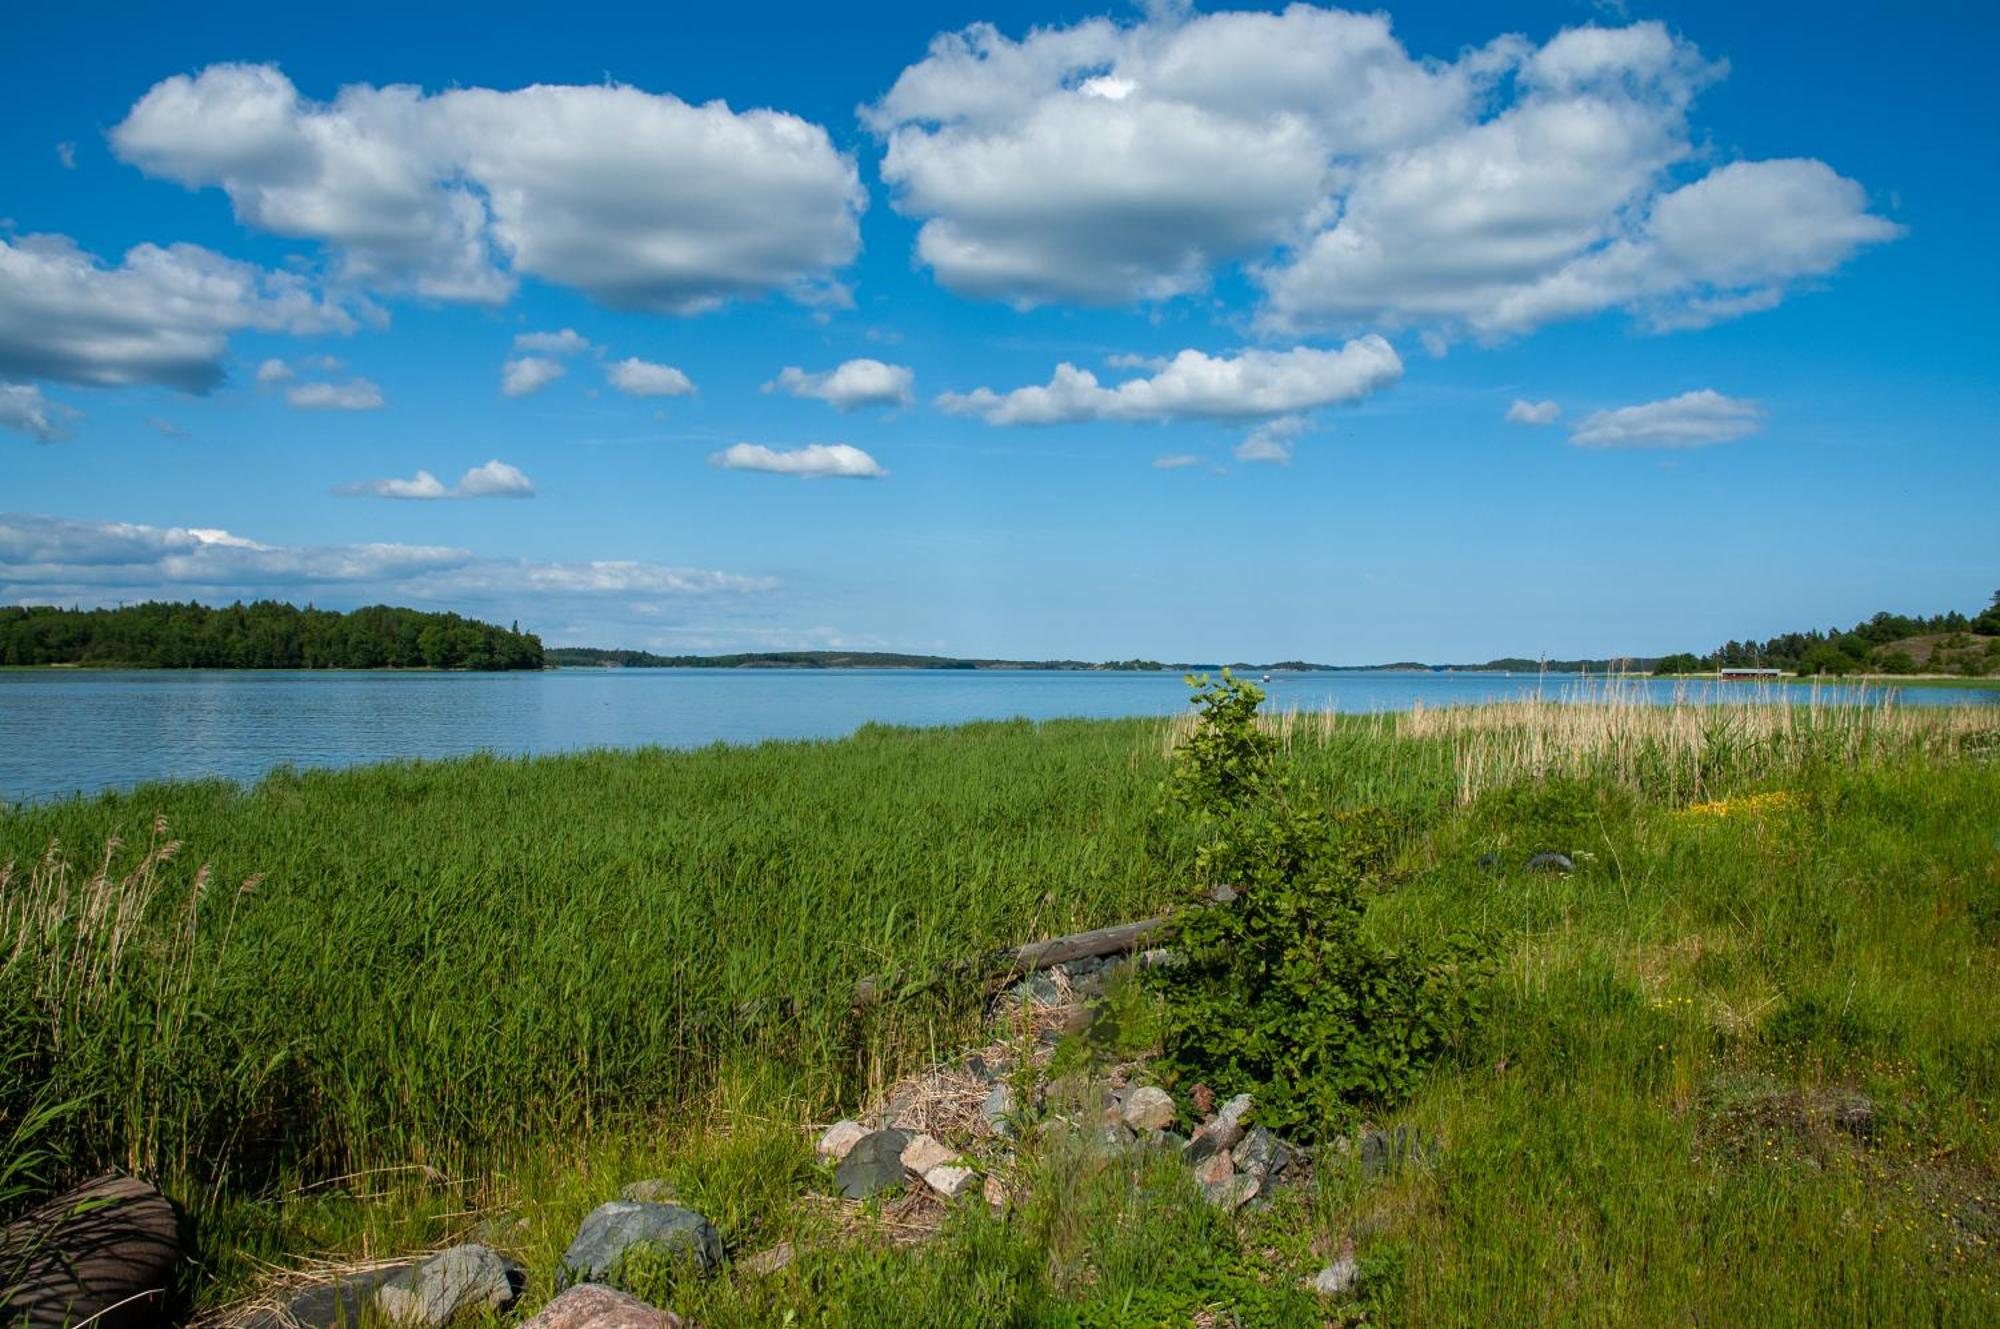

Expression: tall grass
xmin=0 ymin=719 xmax=1191 ymax=1201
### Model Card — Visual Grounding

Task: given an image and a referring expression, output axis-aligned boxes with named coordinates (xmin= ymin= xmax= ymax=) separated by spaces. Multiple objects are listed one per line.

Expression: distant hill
xmin=547 ymin=648 xmax=1655 ymax=674
xmin=543 ymin=648 xmax=1178 ymax=671
xmin=0 ymin=601 xmax=545 ymax=670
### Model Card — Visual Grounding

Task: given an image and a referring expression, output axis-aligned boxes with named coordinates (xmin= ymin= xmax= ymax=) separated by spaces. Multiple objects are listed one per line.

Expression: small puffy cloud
xmin=338 ymin=459 xmax=535 ymax=499
xmin=939 ymin=336 xmax=1401 ymax=425
xmin=286 ymin=378 xmax=384 ymax=410
xmin=1569 ymin=389 xmax=1763 ymax=448
xmin=1152 ymin=453 xmax=1201 ymax=469
xmin=113 ymin=64 xmax=866 ymax=314
xmin=455 ymin=459 xmax=535 ymax=498
xmin=868 ymin=11 xmax=1895 ymax=338
xmin=0 ymin=233 xmax=348 ymax=393
xmin=502 ymin=355 xmax=566 ymax=398
xmin=766 ymin=358 xmax=914 ymax=410
xmin=710 ymin=442 xmax=886 ymax=478
xmin=1506 ymin=399 xmax=1562 ymax=426
xmin=255 ymin=358 xmax=294 ymax=384
xmin=512 ymin=328 xmax=591 ymax=355
xmin=56 ymin=142 xmax=77 ymax=169
xmin=606 ymin=357 xmax=695 ymax=398
xmin=338 ymin=469 xmax=450 ymax=499
xmin=1 ymin=383 xmax=79 ymax=441
xmin=1234 ymin=414 xmax=1307 ymax=465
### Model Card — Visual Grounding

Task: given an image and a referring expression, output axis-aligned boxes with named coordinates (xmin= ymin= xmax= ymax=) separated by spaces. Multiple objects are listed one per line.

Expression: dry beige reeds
xmin=1160 ymin=681 xmax=1995 ymax=805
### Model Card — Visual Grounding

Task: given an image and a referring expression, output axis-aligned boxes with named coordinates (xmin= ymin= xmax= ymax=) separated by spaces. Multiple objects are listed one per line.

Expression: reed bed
xmin=1164 ymin=684 xmax=1996 ymax=805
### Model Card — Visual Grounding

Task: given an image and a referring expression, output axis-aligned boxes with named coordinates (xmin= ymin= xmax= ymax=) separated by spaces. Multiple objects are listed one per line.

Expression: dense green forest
xmin=0 ymin=601 xmax=545 ymax=670
xmin=1654 ymin=591 xmax=2000 ymax=676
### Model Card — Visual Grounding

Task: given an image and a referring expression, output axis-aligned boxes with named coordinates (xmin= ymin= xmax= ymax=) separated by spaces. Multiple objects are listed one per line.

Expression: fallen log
xmin=0 ymin=1176 xmax=181 ymax=1329
xmin=852 ymin=915 xmax=1173 ymax=1008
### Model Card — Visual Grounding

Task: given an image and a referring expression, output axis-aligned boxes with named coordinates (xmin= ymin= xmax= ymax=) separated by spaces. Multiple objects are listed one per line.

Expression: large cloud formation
xmin=0 ymin=233 xmax=350 ymax=395
xmin=867 ymin=10 xmax=1898 ymax=336
xmin=113 ymin=64 xmax=868 ymax=314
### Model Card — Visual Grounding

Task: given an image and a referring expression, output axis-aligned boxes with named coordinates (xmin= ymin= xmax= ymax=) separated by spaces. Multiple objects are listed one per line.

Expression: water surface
xmin=3 ymin=667 xmax=1991 ymax=803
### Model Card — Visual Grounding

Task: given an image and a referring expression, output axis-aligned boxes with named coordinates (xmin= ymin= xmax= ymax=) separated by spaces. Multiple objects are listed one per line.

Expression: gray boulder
xmin=246 ymin=1267 xmax=413 ymax=1329
xmin=1524 ymin=851 xmax=1575 ymax=874
xmin=375 ymin=1244 xmax=522 ymax=1325
xmin=1235 ymin=1127 xmax=1296 ymax=1185
xmin=980 ymin=1084 xmax=1017 ymax=1138
xmin=558 ymin=1202 xmax=723 ymax=1288
xmin=1012 ymin=972 xmax=1064 ymax=1008
xmin=834 ymin=1129 xmax=911 ymax=1200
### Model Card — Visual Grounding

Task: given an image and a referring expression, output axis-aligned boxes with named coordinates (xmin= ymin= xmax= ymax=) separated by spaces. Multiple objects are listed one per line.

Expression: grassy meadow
xmin=3 ymin=693 xmax=1997 ymax=1324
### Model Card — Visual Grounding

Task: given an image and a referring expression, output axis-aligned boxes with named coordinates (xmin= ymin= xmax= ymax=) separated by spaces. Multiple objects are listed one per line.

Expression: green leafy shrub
xmin=1149 ymin=673 xmax=1489 ymax=1135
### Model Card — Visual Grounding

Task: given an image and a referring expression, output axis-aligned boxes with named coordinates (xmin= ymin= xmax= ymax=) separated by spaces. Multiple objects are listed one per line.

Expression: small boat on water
xmin=1261 ymin=672 xmax=1272 ymax=683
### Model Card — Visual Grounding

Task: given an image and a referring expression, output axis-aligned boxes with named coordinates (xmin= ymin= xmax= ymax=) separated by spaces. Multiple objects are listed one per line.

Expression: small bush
xmin=1149 ymin=673 xmax=1489 ymax=1135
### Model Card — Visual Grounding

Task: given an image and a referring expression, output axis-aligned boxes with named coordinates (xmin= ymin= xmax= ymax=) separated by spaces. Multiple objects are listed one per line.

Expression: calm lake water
xmin=3 ymin=667 xmax=1993 ymax=804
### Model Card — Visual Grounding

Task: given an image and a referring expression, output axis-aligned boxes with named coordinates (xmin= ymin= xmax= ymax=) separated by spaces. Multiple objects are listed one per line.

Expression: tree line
xmin=1653 ymin=591 xmax=2000 ymax=677
xmin=0 ymin=601 xmax=545 ymax=670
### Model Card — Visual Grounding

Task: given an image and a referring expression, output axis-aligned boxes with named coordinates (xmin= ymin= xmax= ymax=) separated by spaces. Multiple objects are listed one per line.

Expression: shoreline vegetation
xmin=0 ymin=602 xmax=543 ymax=671
xmin=3 ymin=688 xmax=1997 ymax=1323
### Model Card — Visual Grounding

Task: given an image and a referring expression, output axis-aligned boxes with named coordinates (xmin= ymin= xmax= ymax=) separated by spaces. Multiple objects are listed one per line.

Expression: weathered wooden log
xmin=0 ymin=1176 xmax=181 ymax=1329
xmin=1000 ymin=917 xmax=1171 ymax=975
xmin=852 ymin=915 xmax=1173 ymax=1008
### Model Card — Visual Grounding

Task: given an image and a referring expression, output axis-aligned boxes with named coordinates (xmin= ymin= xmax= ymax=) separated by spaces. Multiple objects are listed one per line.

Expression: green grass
xmin=4 ymin=701 xmax=1998 ymax=1324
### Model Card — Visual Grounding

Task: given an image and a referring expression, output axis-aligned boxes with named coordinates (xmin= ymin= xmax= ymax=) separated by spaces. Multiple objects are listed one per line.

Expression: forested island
xmin=1653 ymin=592 xmax=2000 ymax=677
xmin=0 ymin=601 xmax=545 ymax=670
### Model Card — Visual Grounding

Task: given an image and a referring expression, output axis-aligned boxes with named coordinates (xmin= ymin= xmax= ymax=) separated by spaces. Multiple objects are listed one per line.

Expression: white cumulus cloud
xmin=1506 ymin=399 xmax=1562 ymax=426
xmin=866 ymin=10 xmax=1896 ymax=337
xmin=1234 ymin=414 xmax=1308 ymax=465
xmin=606 ymin=357 xmax=695 ymax=398
xmin=938 ymin=337 xmax=1401 ymax=425
xmin=286 ymin=378 xmax=384 ymax=411
xmin=0 ymin=233 xmax=350 ymax=392
xmin=710 ymin=443 xmax=887 ymax=478
xmin=455 ymin=459 xmax=535 ymax=498
xmin=1568 ymin=389 xmax=1763 ymax=448
xmin=112 ymin=64 xmax=866 ymax=314
xmin=502 ymin=356 xmax=566 ymax=398
xmin=766 ymin=359 xmax=915 ymax=410
xmin=337 ymin=458 xmax=535 ymax=499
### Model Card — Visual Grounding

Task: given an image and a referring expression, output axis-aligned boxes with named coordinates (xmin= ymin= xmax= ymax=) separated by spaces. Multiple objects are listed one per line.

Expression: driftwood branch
xmin=852 ymin=914 xmax=1173 ymax=1009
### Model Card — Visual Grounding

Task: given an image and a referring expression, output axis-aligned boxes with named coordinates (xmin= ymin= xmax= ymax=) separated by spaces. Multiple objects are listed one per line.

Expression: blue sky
xmin=2 ymin=0 xmax=1994 ymax=661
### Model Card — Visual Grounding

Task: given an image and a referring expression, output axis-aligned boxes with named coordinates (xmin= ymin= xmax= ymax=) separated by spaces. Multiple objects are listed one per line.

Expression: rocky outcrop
xmin=374 ymin=1244 xmax=522 ymax=1325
